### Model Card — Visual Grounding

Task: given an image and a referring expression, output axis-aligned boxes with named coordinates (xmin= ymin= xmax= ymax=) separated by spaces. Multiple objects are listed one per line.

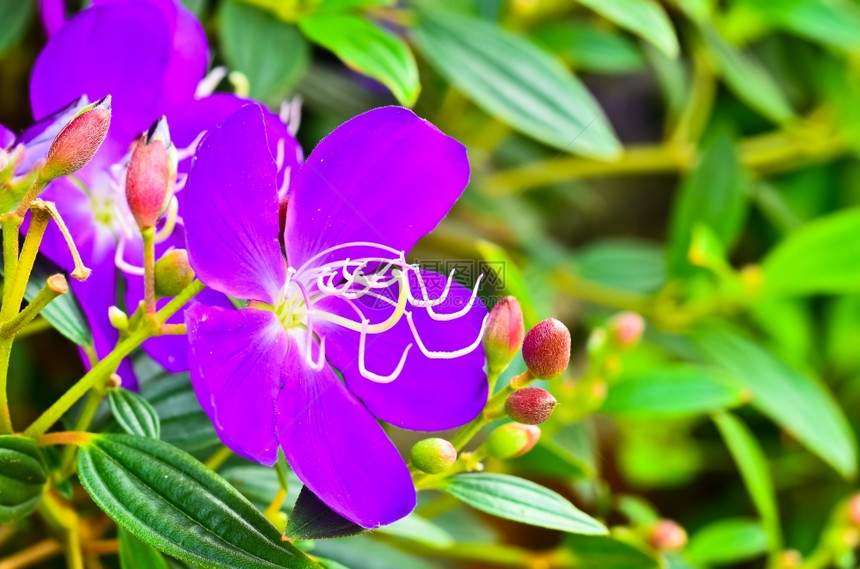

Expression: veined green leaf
xmin=76 ymin=434 xmax=318 ymax=569
xmin=686 ymin=516 xmax=769 ymax=565
xmin=299 ymin=14 xmax=419 ymax=106
xmin=108 ymin=388 xmax=161 ymax=439
xmin=412 ymin=10 xmax=620 ymax=158
xmin=119 ymin=527 xmax=170 ymax=569
xmin=0 ymin=435 xmax=47 ymax=523
xmin=577 ymin=0 xmax=679 ymax=58
xmin=439 ymin=473 xmax=607 ymax=535
xmin=142 ymin=374 xmax=219 ymax=452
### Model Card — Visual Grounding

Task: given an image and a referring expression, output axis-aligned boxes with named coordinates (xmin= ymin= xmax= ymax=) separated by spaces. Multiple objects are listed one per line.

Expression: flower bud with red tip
xmin=523 ymin=318 xmax=571 ymax=378
xmin=126 ymin=117 xmax=177 ymax=229
xmin=40 ymin=96 xmax=111 ymax=182
xmin=483 ymin=296 xmax=525 ymax=374
xmin=848 ymin=493 xmax=860 ymax=526
xmin=410 ymin=438 xmax=457 ymax=474
xmin=648 ymin=519 xmax=687 ymax=551
xmin=154 ymin=249 xmax=195 ymax=298
xmin=484 ymin=423 xmax=541 ymax=459
xmin=505 ymin=387 xmax=557 ymax=425
xmin=610 ymin=312 xmax=645 ymax=347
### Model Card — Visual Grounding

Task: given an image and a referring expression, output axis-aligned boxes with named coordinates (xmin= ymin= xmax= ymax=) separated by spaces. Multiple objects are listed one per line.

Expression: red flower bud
xmin=848 ymin=493 xmax=860 ymax=526
xmin=483 ymin=296 xmax=525 ymax=374
xmin=611 ymin=311 xmax=645 ymax=347
xmin=484 ymin=423 xmax=541 ymax=459
xmin=523 ymin=318 xmax=571 ymax=378
xmin=505 ymin=387 xmax=557 ymax=425
xmin=410 ymin=438 xmax=457 ymax=474
xmin=154 ymin=249 xmax=195 ymax=298
xmin=126 ymin=117 xmax=177 ymax=229
xmin=648 ymin=519 xmax=687 ymax=551
xmin=40 ymin=96 xmax=111 ymax=182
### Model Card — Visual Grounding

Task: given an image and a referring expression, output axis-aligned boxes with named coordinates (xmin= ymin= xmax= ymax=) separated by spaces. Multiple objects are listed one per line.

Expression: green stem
xmin=24 ymin=279 xmax=204 ymax=438
xmin=553 ymin=270 xmax=651 ymax=315
xmin=142 ymin=226 xmax=156 ymax=313
xmin=6 ymin=208 xmax=51 ymax=316
xmin=16 ymin=317 xmax=52 ymax=338
xmin=59 ymin=386 xmax=111 ymax=476
xmin=0 ymin=278 xmax=65 ymax=337
xmin=0 ymin=215 xmax=22 ymax=319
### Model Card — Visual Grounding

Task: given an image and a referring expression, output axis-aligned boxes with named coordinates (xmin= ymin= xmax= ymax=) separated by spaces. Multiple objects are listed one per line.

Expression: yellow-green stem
xmin=6 ymin=208 xmax=51 ymax=317
xmin=0 ymin=214 xmax=22 ymax=434
xmin=0 ymin=280 xmax=64 ymax=337
xmin=60 ymin=383 xmax=113 ymax=476
xmin=142 ymin=226 xmax=156 ymax=313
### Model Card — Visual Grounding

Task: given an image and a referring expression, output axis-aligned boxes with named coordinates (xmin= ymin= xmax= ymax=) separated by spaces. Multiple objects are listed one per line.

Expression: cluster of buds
xmin=484 ymin=423 xmax=540 ymax=459
xmin=125 ymin=117 xmax=177 ymax=230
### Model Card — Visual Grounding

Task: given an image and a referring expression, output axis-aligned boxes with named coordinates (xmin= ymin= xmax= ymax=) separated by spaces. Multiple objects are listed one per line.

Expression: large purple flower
xmin=27 ymin=0 xmax=299 ymax=383
xmin=183 ymin=104 xmax=488 ymax=527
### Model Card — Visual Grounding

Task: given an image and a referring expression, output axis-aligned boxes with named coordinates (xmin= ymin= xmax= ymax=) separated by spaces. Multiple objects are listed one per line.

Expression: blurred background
xmin=4 ymin=0 xmax=860 ymax=567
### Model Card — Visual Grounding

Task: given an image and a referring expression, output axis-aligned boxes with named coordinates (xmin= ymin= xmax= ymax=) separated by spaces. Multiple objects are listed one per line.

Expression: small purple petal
xmin=278 ymin=336 xmax=416 ymax=528
xmin=0 ymin=124 xmax=14 ymax=150
xmin=186 ymin=304 xmax=286 ymax=465
xmin=184 ymin=104 xmax=286 ymax=303
xmin=319 ymin=270 xmax=488 ymax=431
xmin=37 ymin=0 xmax=66 ymax=35
xmin=30 ymin=2 xmax=172 ymax=144
xmin=285 ymin=107 xmax=469 ymax=268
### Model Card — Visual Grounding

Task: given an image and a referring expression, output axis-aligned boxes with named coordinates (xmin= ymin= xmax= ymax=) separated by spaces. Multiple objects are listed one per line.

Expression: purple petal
xmin=0 ymin=124 xmax=14 ymax=150
xmin=30 ymin=2 xmax=173 ymax=144
xmin=186 ymin=303 xmax=286 ymax=465
xmin=16 ymin=97 xmax=90 ymax=173
xmin=278 ymin=336 xmax=415 ymax=527
xmin=38 ymin=0 xmax=66 ymax=35
xmin=319 ymin=270 xmax=488 ymax=431
xmin=285 ymin=107 xmax=469 ymax=268
xmin=184 ymin=104 xmax=286 ymax=303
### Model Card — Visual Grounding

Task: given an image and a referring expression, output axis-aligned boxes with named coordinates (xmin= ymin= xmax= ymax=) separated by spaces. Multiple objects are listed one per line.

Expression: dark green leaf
xmin=686 ymin=517 xmax=769 ymax=565
xmin=602 ymin=366 xmax=746 ymax=416
xmin=0 ymin=0 xmax=34 ymax=55
xmin=287 ymin=486 xmax=364 ymax=540
xmin=220 ymin=0 xmax=309 ymax=104
xmin=108 ymin=388 xmax=161 ymax=439
xmin=119 ymin=527 xmax=170 ymax=569
xmin=0 ymin=435 xmax=47 ymax=523
xmin=711 ymin=412 xmax=780 ymax=548
xmin=439 ymin=473 xmax=607 ymax=535
xmin=142 ymin=373 xmax=219 ymax=452
xmin=762 ymin=207 xmax=860 ymax=296
xmin=299 ymin=14 xmax=419 ymax=106
xmin=412 ymin=10 xmax=620 ymax=158
xmin=76 ymin=434 xmax=318 ymax=569
xmin=696 ymin=328 xmax=856 ymax=478
xmin=577 ymin=0 xmax=679 ymax=58
xmin=667 ymin=134 xmax=748 ymax=276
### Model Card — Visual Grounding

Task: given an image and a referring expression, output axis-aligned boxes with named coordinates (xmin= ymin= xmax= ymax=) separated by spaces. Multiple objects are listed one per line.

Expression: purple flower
xmin=26 ymin=0 xmax=299 ymax=384
xmin=183 ymin=104 xmax=488 ymax=527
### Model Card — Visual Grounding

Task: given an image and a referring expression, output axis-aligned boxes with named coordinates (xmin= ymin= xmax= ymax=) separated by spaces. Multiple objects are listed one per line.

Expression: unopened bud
xmin=523 ymin=318 xmax=571 ymax=378
xmin=154 ymin=249 xmax=195 ymax=298
xmin=610 ymin=312 xmax=645 ymax=347
xmin=410 ymin=438 xmax=457 ymax=474
xmin=483 ymin=296 xmax=525 ymax=374
xmin=484 ymin=423 xmax=540 ymax=459
xmin=505 ymin=387 xmax=556 ymax=425
xmin=40 ymin=96 xmax=111 ymax=182
xmin=108 ymin=306 xmax=129 ymax=331
xmin=46 ymin=274 xmax=68 ymax=295
xmin=126 ymin=117 xmax=177 ymax=229
xmin=778 ymin=550 xmax=802 ymax=568
xmin=107 ymin=374 xmax=122 ymax=389
xmin=848 ymin=493 xmax=860 ymax=526
xmin=648 ymin=519 xmax=687 ymax=551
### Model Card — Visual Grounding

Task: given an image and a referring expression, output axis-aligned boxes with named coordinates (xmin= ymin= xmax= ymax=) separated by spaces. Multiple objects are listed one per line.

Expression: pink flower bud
xmin=611 ymin=312 xmax=645 ymax=347
xmin=522 ymin=318 xmax=571 ymax=379
xmin=126 ymin=117 xmax=177 ymax=229
xmin=648 ymin=519 xmax=687 ymax=551
xmin=40 ymin=96 xmax=111 ymax=182
xmin=849 ymin=493 xmax=860 ymax=526
xmin=483 ymin=296 xmax=525 ymax=374
xmin=484 ymin=423 xmax=541 ymax=459
xmin=505 ymin=387 xmax=557 ymax=425
xmin=154 ymin=249 xmax=195 ymax=298
xmin=410 ymin=438 xmax=457 ymax=474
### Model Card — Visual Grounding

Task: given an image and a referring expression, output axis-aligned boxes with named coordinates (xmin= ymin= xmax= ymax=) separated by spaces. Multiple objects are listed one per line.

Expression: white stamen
xmin=196 ymin=66 xmax=228 ymax=98
xmin=114 ymin=238 xmax=144 ymax=276
xmin=405 ymin=311 xmax=488 ymax=359
xmin=358 ymin=318 xmax=412 ymax=383
xmin=425 ymin=273 xmax=484 ymax=321
xmin=154 ymin=196 xmax=179 ymax=244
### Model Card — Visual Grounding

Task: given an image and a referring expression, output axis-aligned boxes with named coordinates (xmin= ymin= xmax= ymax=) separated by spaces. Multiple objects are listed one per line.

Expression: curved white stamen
xmin=195 ymin=66 xmax=228 ymax=98
xmin=306 ymin=334 xmax=326 ymax=371
xmin=358 ymin=318 xmax=412 ymax=383
xmin=154 ymin=196 xmax=179 ymax=244
xmin=296 ymin=241 xmax=405 ymax=276
xmin=275 ymin=139 xmax=285 ymax=172
xmin=176 ymin=131 xmax=207 ymax=162
xmin=408 ymin=268 xmax=455 ymax=308
xmin=425 ymin=273 xmax=484 ymax=321
xmin=114 ymin=238 xmax=144 ymax=276
xmin=405 ymin=311 xmax=488 ymax=359
xmin=310 ymin=269 xmax=408 ymax=334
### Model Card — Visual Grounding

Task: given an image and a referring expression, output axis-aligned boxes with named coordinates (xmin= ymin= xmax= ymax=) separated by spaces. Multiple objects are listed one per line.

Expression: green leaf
xmin=741 ymin=0 xmax=860 ymax=53
xmin=711 ymin=413 xmax=780 ymax=550
xmin=667 ymin=134 xmax=748 ymax=277
xmin=412 ymin=10 xmax=620 ymax=158
xmin=701 ymin=26 xmax=794 ymax=123
xmin=0 ymin=435 xmax=47 ymax=523
xmin=119 ymin=527 xmax=170 ymax=569
xmin=576 ymin=0 xmax=679 ymax=58
xmin=696 ymin=328 xmax=857 ymax=478
xmin=439 ymin=473 xmax=607 ymax=535
xmin=142 ymin=373 xmax=219 ymax=452
xmin=602 ymin=366 xmax=747 ymax=417
xmin=475 ymin=239 xmax=540 ymax=327
xmin=762 ymin=207 xmax=860 ymax=296
xmin=299 ymin=14 xmax=419 ymax=106
xmin=376 ymin=513 xmax=455 ymax=548
xmin=108 ymin=388 xmax=161 ymax=439
xmin=564 ymin=534 xmax=659 ymax=569
xmin=76 ymin=434 xmax=318 ymax=569
xmin=576 ymin=239 xmax=666 ymax=295
xmin=0 ymin=0 xmax=34 ymax=55
xmin=534 ymin=23 xmax=644 ymax=73
xmin=222 ymin=464 xmax=302 ymax=512
xmin=686 ymin=517 xmax=769 ymax=565
xmin=220 ymin=0 xmax=309 ymax=104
